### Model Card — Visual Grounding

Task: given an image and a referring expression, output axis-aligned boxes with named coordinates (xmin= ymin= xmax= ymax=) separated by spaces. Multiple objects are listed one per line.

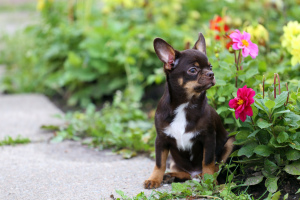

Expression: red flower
xmin=210 ymin=16 xmax=230 ymax=32
xmin=229 ymin=85 xmax=255 ymax=122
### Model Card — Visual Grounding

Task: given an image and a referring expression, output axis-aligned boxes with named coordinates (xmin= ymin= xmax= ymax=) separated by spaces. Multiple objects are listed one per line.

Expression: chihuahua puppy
xmin=144 ymin=33 xmax=235 ymax=189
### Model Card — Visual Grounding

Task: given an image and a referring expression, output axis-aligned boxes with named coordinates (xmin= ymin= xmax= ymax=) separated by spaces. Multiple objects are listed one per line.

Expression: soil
xmin=235 ymin=173 xmax=300 ymax=199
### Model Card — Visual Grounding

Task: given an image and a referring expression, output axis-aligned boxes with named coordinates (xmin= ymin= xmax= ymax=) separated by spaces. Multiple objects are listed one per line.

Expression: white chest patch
xmin=164 ymin=103 xmax=197 ymax=151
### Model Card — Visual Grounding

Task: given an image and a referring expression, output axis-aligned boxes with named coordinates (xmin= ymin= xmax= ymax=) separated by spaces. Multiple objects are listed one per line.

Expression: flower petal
xmin=239 ymin=112 xmax=247 ymax=122
xmin=242 ymin=47 xmax=250 ymax=57
xmin=229 ymin=98 xmax=238 ymax=109
xmin=248 ymin=42 xmax=259 ymax=59
xmin=232 ymin=43 xmax=240 ymax=50
xmin=235 ymin=110 xmax=240 ymax=119
xmin=243 ymin=31 xmax=251 ymax=41
xmin=244 ymin=106 xmax=253 ymax=116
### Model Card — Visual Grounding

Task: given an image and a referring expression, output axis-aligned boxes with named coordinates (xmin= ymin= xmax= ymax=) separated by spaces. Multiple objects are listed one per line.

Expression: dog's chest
xmin=164 ymin=103 xmax=199 ymax=151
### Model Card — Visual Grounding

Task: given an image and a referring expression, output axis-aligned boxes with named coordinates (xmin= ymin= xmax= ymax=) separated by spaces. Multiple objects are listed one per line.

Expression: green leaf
xmin=243 ymin=176 xmax=264 ymax=186
xmin=264 ymin=159 xmax=279 ymax=174
xmin=283 ymin=193 xmax=289 ymax=200
xmin=265 ymin=177 xmax=279 ymax=193
xmin=274 ymin=91 xmax=288 ymax=109
xmin=172 ymin=182 xmax=188 ymax=193
xmin=254 ymin=145 xmax=273 ymax=157
xmin=216 ymin=106 xmax=228 ymax=114
xmin=228 ymin=131 xmax=239 ymax=137
xmin=277 ymin=132 xmax=289 ymax=143
xmin=254 ymin=99 xmax=268 ymax=114
xmin=248 ymin=129 xmax=260 ymax=138
xmin=251 ymin=105 xmax=258 ymax=120
xmin=116 ymin=190 xmax=129 ymax=198
xmin=257 ymin=118 xmax=272 ymax=129
xmin=265 ymin=99 xmax=275 ymax=110
xmin=275 ymin=110 xmax=290 ymax=114
xmin=286 ymin=149 xmax=300 ymax=161
xmin=271 ymin=191 xmax=281 ymax=200
xmin=218 ymin=96 xmax=225 ymax=102
xmin=273 ymin=126 xmax=286 ymax=134
xmin=234 ymin=131 xmax=251 ymax=145
xmin=296 ymin=188 xmax=300 ymax=194
xmin=224 ymin=118 xmax=234 ymax=124
xmin=289 ymin=141 xmax=300 ymax=150
xmin=238 ymin=142 xmax=258 ymax=158
xmin=284 ymin=161 xmax=300 ymax=175
xmin=270 ymin=137 xmax=288 ymax=148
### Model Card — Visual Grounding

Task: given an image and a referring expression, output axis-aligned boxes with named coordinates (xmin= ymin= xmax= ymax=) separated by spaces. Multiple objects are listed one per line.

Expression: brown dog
xmin=144 ymin=33 xmax=235 ymax=189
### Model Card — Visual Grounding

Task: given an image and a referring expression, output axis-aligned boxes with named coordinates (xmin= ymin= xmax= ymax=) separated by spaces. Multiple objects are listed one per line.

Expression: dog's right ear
xmin=154 ymin=38 xmax=179 ymax=71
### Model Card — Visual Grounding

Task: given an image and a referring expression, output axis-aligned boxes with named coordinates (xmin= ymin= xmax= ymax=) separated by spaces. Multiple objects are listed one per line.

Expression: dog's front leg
xmin=202 ymin=134 xmax=216 ymax=176
xmin=144 ymin=139 xmax=169 ymax=189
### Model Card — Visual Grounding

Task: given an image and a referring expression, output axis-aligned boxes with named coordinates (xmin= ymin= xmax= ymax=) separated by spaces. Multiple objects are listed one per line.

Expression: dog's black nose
xmin=206 ymin=72 xmax=214 ymax=79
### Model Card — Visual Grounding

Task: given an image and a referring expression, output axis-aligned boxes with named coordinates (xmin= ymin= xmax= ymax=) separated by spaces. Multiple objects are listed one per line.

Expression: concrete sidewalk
xmin=0 ymin=94 xmax=171 ymax=199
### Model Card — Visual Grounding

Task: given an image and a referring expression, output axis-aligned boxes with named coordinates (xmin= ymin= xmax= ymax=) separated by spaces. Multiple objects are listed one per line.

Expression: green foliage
xmin=114 ymin=164 xmax=253 ymax=200
xmin=43 ymin=88 xmax=156 ymax=158
xmin=234 ymin=87 xmax=300 ymax=194
xmin=0 ymin=136 xmax=31 ymax=146
xmin=2 ymin=0 xmax=300 ymax=107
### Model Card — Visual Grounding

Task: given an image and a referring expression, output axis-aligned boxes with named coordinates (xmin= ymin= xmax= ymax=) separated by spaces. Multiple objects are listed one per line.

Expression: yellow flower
xmin=290 ymin=35 xmax=300 ymax=66
xmin=245 ymin=24 xmax=269 ymax=45
xmin=281 ymin=21 xmax=300 ymax=52
xmin=37 ymin=0 xmax=45 ymax=11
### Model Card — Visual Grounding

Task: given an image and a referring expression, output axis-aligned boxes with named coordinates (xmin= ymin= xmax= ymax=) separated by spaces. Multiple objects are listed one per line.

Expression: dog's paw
xmin=162 ymin=173 xmax=175 ymax=184
xmin=144 ymin=179 xmax=161 ymax=189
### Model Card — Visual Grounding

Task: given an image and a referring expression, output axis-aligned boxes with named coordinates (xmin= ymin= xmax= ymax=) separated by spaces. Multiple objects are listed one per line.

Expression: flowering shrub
xmin=231 ymin=77 xmax=300 ymax=194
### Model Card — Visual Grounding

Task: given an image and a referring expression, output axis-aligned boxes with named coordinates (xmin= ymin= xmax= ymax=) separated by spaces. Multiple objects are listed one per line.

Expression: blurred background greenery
xmin=1 ymin=0 xmax=299 ymax=106
xmin=0 ymin=0 xmax=300 ymax=157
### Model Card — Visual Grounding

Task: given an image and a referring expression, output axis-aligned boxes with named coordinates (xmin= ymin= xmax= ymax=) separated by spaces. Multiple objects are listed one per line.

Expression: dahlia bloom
xmin=229 ymin=30 xmax=259 ymax=59
xmin=291 ymin=35 xmax=300 ymax=66
xmin=281 ymin=21 xmax=300 ymax=52
xmin=210 ymin=16 xmax=230 ymax=32
xmin=229 ymin=85 xmax=255 ymax=122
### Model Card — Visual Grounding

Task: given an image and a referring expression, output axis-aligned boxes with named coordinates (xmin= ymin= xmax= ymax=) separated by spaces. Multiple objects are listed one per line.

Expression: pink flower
xmin=229 ymin=85 xmax=255 ymax=122
xmin=229 ymin=30 xmax=259 ymax=59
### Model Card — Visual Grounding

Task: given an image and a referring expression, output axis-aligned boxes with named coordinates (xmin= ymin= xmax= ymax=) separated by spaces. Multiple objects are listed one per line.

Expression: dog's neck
xmin=165 ymin=80 xmax=208 ymax=111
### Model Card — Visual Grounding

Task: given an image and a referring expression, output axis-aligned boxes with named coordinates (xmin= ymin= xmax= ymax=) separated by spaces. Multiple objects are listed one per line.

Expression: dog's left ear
xmin=193 ymin=33 xmax=206 ymax=55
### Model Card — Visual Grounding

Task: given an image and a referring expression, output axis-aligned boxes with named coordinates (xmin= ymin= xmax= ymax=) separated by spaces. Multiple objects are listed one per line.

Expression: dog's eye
xmin=210 ymin=66 xmax=212 ymax=70
xmin=188 ymin=67 xmax=198 ymax=74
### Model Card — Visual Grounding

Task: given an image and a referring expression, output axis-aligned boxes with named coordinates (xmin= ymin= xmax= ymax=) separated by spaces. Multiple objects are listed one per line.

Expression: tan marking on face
xmin=194 ymin=62 xmax=200 ymax=67
xmin=184 ymin=80 xmax=201 ymax=99
xmin=208 ymin=61 xmax=211 ymax=66
xmin=178 ymin=77 xmax=183 ymax=86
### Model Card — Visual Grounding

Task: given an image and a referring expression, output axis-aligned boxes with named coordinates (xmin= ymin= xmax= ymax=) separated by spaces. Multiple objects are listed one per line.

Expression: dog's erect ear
xmin=193 ymin=33 xmax=206 ymax=55
xmin=154 ymin=38 xmax=179 ymax=71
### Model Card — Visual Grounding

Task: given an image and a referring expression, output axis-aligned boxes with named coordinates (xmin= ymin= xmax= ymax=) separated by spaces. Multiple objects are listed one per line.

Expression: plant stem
xmin=285 ymin=82 xmax=289 ymax=106
xmin=262 ymin=75 xmax=265 ymax=99
xmin=274 ymin=73 xmax=277 ymax=99
xmin=250 ymin=117 xmax=256 ymax=130
xmin=276 ymin=73 xmax=281 ymax=95
xmin=235 ymin=50 xmax=241 ymax=88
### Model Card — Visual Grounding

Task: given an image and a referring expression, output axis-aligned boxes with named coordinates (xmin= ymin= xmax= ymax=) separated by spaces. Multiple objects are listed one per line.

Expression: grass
xmin=0 ymin=135 xmax=31 ymax=146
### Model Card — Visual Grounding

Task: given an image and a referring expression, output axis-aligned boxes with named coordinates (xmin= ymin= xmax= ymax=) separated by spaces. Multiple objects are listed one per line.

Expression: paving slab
xmin=0 ymin=141 xmax=171 ymax=200
xmin=0 ymin=94 xmax=171 ymax=199
xmin=0 ymin=94 xmax=63 ymax=141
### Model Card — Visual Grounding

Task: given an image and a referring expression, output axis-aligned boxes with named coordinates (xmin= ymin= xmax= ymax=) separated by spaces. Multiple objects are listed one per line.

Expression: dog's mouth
xmin=194 ymin=79 xmax=216 ymax=92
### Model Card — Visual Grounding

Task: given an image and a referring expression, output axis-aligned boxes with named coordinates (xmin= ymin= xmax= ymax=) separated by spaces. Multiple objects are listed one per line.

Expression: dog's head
xmin=154 ymin=33 xmax=215 ymax=99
